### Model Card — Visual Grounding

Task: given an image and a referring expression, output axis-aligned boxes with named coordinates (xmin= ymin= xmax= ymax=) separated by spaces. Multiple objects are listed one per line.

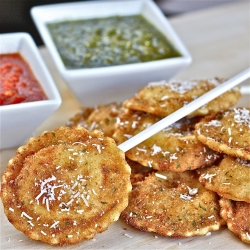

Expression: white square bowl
xmin=0 ymin=33 xmax=62 ymax=149
xmin=31 ymin=0 xmax=192 ymax=106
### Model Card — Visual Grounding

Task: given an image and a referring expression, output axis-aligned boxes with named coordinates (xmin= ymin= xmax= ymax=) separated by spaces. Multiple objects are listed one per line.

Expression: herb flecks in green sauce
xmin=47 ymin=15 xmax=181 ymax=69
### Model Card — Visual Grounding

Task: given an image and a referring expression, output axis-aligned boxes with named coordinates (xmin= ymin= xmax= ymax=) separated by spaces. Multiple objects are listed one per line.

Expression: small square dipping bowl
xmin=0 ymin=33 xmax=62 ymax=149
xmin=31 ymin=0 xmax=192 ymax=106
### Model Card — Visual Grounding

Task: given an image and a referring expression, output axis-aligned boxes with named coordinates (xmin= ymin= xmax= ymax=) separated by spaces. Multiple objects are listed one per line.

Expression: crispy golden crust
xmin=67 ymin=103 xmax=123 ymax=138
xmin=123 ymin=78 xmax=241 ymax=117
xmin=67 ymin=106 xmax=94 ymax=127
xmin=1 ymin=126 xmax=131 ymax=246
xmin=195 ymin=108 xmax=250 ymax=160
xmin=198 ymin=156 xmax=250 ymax=202
xmin=220 ymin=198 xmax=250 ymax=244
xmin=121 ymin=171 xmax=225 ymax=238
xmin=113 ymin=109 xmax=221 ymax=172
xmin=126 ymin=158 xmax=155 ymax=189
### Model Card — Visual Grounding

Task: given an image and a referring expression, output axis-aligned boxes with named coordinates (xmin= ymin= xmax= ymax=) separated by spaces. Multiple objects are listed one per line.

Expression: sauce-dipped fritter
xmin=123 ymin=78 xmax=241 ymax=117
xmin=195 ymin=108 xmax=250 ymax=160
xmin=121 ymin=171 xmax=225 ymax=238
xmin=1 ymin=126 xmax=131 ymax=246
xmin=220 ymin=198 xmax=250 ymax=244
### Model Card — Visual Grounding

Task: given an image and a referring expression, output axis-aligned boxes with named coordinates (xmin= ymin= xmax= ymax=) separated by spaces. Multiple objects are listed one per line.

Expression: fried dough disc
xmin=198 ymin=156 xmax=250 ymax=202
xmin=220 ymin=198 xmax=250 ymax=244
xmin=67 ymin=103 xmax=123 ymax=138
xmin=1 ymin=126 xmax=131 ymax=246
xmin=121 ymin=171 xmax=225 ymax=238
xmin=195 ymin=108 xmax=250 ymax=160
xmin=67 ymin=106 xmax=94 ymax=127
xmin=123 ymin=78 xmax=241 ymax=117
xmin=126 ymin=158 xmax=155 ymax=188
xmin=113 ymin=109 xmax=220 ymax=172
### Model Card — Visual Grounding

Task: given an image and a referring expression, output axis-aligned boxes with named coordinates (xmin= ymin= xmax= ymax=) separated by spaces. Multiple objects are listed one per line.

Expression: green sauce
xmin=47 ymin=15 xmax=181 ymax=69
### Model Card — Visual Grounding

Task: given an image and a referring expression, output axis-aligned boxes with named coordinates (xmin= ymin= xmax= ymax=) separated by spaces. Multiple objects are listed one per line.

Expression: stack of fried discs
xmin=1 ymin=126 xmax=131 ymax=246
xmin=195 ymin=108 xmax=250 ymax=244
xmin=68 ymin=78 xmax=249 ymax=244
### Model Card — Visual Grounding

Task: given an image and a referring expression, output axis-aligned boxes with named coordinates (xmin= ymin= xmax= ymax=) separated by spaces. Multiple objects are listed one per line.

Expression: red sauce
xmin=0 ymin=53 xmax=47 ymax=105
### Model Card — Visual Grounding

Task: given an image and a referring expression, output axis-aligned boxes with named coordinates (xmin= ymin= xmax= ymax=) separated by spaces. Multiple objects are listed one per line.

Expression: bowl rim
xmin=30 ymin=0 xmax=192 ymax=77
xmin=0 ymin=99 xmax=60 ymax=111
xmin=0 ymin=32 xmax=62 ymax=109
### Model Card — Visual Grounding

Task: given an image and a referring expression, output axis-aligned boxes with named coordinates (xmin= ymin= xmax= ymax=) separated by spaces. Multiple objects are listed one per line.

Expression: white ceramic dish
xmin=31 ymin=0 xmax=192 ymax=106
xmin=0 ymin=33 xmax=62 ymax=149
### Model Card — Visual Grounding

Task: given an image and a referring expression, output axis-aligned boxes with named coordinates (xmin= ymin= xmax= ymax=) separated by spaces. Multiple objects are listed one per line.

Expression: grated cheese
xmin=132 ymin=121 xmax=138 ymax=129
xmin=77 ymin=209 xmax=84 ymax=214
xmin=149 ymin=80 xmax=198 ymax=94
xmin=246 ymin=232 xmax=250 ymax=240
xmin=92 ymin=143 xmax=102 ymax=153
xmin=50 ymin=221 xmax=60 ymax=228
xmin=204 ymin=120 xmax=222 ymax=127
xmin=21 ymin=212 xmax=33 ymax=220
xmin=9 ymin=207 xmax=14 ymax=212
xmin=187 ymin=186 xmax=198 ymax=195
xmin=151 ymin=144 xmax=162 ymax=156
xmin=236 ymin=158 xmax=250 ymax=167
xmin=41 ymin=230 xmax=47 ymax=236
xmin=233 ymin=108 xmax=250 ymax=126
xmin=148 ymin=160 xmax=153 ymax=168
xmin=136 ymin=147 xmax=147 ymax=153
xmin=201 ymin=173 xmax=216 ymax=183
xmin=27 ymin=221 xmax=34 ymax=227
xmin=155 ymin=173 xmax=167 ymax=180
xmin=124 ymin=233 xmax=133 ymax=238
xmin=124 ymin=134 xmax=132 ymax=139
xmin=180 ymin=194 xmax=192 ymax=201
